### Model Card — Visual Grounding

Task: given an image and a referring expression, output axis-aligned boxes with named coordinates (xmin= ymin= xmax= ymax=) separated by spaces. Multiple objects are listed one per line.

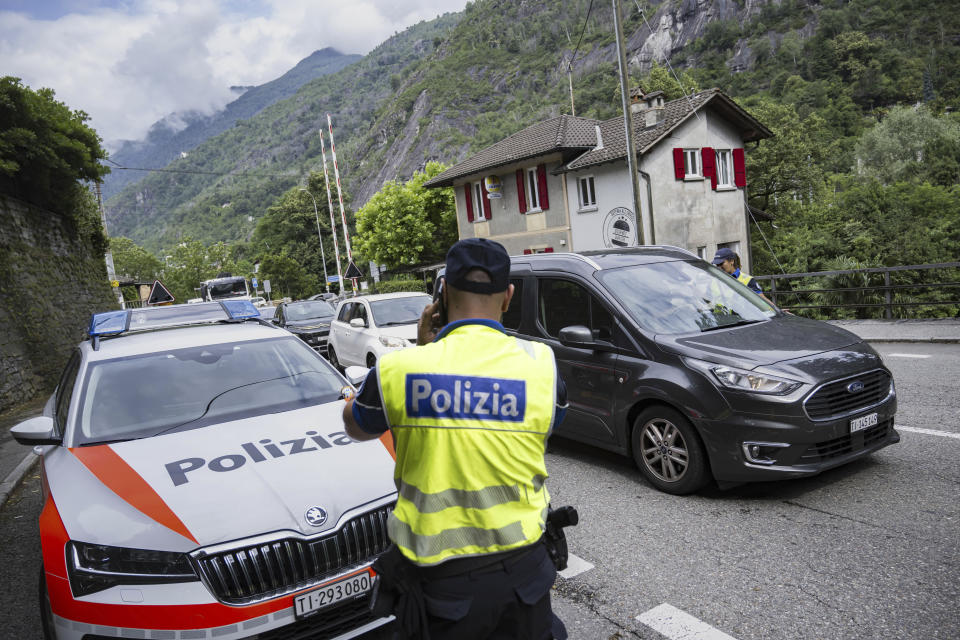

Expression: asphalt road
xmin=2 ymin=342 xmax=958 ymax=639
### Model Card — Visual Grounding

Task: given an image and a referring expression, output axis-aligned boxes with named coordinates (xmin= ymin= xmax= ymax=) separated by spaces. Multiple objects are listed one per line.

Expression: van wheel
xmin=39 ymin=567 xmax=56 ymax=640
xmin=366 ymin=353 xmax=377 ymax=368
xmin=631 ymin=406 xmax=708 ymax=495
xmin=328 ymin=346 xmax=344 ymax=373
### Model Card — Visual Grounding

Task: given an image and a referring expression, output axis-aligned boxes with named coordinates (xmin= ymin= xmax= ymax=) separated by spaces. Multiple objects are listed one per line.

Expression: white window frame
xmin=715 ymin=149 xmax=734 ymax=188
xmin=577 ymin=175 xmax=597 ymax=211
xmin=472 ymin=181 xmax=487 ymax=221
xmin=526 ymin=167 xmax=541 ymax=212
xmin=683 ymin=149 xmax=701 ymax=179
xmin=696 ymin=246 xmax=707 ymax=260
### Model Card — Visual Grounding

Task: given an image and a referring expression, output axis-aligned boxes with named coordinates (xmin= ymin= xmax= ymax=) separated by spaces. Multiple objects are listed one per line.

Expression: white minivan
xmin=328 ymin=292 xmax=431 ymax=369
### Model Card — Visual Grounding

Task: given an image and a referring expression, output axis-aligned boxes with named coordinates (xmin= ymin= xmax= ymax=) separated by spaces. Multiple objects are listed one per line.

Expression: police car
xmin=11 ymin=301 xmax=397 ymax=640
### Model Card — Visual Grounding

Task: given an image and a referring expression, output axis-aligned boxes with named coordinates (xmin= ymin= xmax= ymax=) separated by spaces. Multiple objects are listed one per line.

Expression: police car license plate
xmin=294 ymin=571 xmax=373 ymax=619
xmin=850 ymin=412 xmax=878 ymax=433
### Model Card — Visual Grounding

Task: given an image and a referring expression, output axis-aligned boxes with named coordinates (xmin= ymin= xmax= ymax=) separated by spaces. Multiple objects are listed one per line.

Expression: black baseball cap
xmin=444 ymin=238 xmax=510 ymax=294
xmin=712 ymin=247 xmax=735 ymax=265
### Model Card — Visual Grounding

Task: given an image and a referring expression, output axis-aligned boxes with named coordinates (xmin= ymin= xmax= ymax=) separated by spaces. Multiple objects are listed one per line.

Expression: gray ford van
xmin=497 ymin=247 xmax=898 ymax=495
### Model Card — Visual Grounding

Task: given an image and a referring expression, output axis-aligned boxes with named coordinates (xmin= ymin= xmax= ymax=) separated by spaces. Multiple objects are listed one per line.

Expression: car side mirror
xmin=11 ymin=416 xmax=60 ymax=446
xmin=349 ymin=318 xmax=366 ymax=329
xmin=558 ymin=324 xmax=615 ymax=352
xmin=344 ymin=366 xmax=369 ymax=386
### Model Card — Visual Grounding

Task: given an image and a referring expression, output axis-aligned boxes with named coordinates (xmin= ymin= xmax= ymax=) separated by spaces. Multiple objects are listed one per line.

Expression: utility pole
xmin=96 ymin=182 xmax=126 ymax=309
xmin=567 ymin=59 xmax=576 ymax=116
xmin=612 ymin=0 xmax=644 ymax=245
xmin=299 ymin=189 xmax=330 ymax=292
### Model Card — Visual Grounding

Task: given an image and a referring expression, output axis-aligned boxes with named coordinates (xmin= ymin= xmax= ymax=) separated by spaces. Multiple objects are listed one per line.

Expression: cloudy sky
xmin=0 ymin=0 xmax=469 ymax=150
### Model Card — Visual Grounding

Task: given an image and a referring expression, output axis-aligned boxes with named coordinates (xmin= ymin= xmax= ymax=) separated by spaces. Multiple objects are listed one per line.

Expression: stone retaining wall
xmin=0 ymin=194 xmax=116 ymax=413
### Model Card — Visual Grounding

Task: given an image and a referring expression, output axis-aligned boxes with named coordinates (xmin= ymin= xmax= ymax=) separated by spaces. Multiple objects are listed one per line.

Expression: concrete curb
xmin=0 ymin=451 xmax=39 ymax=507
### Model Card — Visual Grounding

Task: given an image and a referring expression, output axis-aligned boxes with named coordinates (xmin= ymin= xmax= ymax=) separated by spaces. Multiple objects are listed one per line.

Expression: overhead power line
xmin=104 ymin=164 xmax=298 ymax=179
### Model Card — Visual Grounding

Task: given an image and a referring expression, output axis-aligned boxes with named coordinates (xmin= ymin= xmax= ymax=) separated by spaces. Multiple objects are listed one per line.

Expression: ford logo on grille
xmin=305 ymin=506 xmax=328 ymax=527
xmin=847 ymin=381 xmax=865 ymax=393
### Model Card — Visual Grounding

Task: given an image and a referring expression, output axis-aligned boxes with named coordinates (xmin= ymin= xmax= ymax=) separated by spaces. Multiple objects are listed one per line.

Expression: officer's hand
xmin=417 ymin=300 xmax=441 ymax=345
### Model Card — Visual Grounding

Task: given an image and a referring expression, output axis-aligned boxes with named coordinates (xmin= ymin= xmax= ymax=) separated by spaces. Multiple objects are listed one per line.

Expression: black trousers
xmin=417 ymin=543 xmax=567 ymax=640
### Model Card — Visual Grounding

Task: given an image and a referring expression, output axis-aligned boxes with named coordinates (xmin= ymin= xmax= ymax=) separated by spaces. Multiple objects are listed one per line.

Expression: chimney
xmin=629 ymin=87 xmax=645 ymax=115
xmin=643 ymin=90 xmax=665 ymax=127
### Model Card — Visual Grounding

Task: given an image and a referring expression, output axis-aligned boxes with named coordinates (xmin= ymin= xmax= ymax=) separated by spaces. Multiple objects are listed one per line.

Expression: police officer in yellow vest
xmin=343 ymin=238 xmax=569 ymax=639
xmin=711 ymin=247 xmax=774 ymax=306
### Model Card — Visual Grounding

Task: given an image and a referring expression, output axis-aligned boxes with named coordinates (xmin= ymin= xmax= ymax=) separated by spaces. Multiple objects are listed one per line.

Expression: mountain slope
xmin=104 ymin=0 xmax=959 ymax=253
xmin=101 ymin=48 xmax=360 ymax=200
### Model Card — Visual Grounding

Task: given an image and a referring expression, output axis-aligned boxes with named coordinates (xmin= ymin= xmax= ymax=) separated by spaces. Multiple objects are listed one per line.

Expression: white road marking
xmin=897 ymin=425 xmax=960 ymax=440
xmin=637 ymin=603 xmax=739 ymax=640
xmin=886 ymin=353 xmax=931 ymax=359
xmin=558 ymin=553 xmax=594 ymax=579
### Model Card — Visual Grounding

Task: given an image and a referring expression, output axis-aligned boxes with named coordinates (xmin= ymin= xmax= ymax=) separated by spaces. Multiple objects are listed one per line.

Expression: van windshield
xmin=598 ymin=260 xmax=776 ymax=335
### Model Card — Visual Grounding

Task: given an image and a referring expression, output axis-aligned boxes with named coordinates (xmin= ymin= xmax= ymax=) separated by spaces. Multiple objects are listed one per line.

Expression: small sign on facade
xmin=484 ymin=175 xmax=502 ymax=198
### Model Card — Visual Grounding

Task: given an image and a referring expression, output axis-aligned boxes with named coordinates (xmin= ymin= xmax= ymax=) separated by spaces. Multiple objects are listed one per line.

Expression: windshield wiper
xmin=377 ymin=320 xmax=415 ymax=327
xmin=80 ymin=436 xmax=143 ymax=446
xmin=700 ymin=319 xmax=764 ymax=332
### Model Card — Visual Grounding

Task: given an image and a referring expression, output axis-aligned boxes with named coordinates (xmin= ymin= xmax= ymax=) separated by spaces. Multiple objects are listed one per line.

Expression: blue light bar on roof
xmin=89 ymin=310 xmax=130 ymax=336
xmin=220 ymin=299 xmax=260 ymax=320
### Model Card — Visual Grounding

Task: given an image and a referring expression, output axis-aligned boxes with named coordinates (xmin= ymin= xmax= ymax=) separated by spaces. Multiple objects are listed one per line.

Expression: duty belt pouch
xmin=370 ymin=545 xmax=430 ymax=640
xmin=544 ymin=505 xmax=579 ymax=571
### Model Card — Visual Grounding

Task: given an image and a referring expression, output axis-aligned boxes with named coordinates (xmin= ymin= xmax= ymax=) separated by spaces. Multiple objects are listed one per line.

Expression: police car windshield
xmin=285 ymin=301 xmax=334 ymax=321
xmin=370 ymin=295 xmax=431 ymax=327
xmin=597 ymin=260 xmax=775 ymax=335
xmin=75 ymin=337 xmax=343 ymax=445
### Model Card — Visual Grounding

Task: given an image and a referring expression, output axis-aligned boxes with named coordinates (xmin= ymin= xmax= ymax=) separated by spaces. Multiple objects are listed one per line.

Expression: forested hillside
xmin=101 ymin=48 xmax=360 ymax=200
xmin=105 ymin=0 xmax=959 ymax=288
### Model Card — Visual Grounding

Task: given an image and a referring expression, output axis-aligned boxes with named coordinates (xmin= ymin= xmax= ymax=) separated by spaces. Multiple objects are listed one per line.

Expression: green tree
xmin=634 ymin=64 xmax=699 ymax=101
xmin=354 ymin=162 xmax=457 ymax=269
xmin=0 ymin=77 xmax=109 ymax=215
xmin=259 ymin=252 xmax=319 ymax=300
xmin=854 ymin=106 xmax=960 ymax=186
xmin=110 ymin=237 xmax=162 ymax=281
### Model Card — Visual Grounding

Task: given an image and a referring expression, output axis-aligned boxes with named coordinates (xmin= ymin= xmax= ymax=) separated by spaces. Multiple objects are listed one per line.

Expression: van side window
xmin=538 ymin=279 xmax=613 ymax=340
xmin=501 ymin=279 xmax=524 ymax=330
xmin=55 ymin=351 xmax=81 ymax=435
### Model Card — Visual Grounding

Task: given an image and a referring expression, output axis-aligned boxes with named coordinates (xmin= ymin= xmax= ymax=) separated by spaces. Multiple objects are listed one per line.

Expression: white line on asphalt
xmin=897 ymin=425 xmax=960 ymax=440
xmin=558 ymin=553 xmax=594 ymax=579
xmin=887 ymin=353 xmax=931 ymax=358
xmin=637 ymin=603 xmax=739 ymax=640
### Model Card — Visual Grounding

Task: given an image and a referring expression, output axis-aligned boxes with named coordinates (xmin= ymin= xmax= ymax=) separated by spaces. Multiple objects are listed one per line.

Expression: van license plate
xmin=850 ymin=412 xmax=878 ymax=433
xmin=294 ymin=571 xmax=373 ymax=619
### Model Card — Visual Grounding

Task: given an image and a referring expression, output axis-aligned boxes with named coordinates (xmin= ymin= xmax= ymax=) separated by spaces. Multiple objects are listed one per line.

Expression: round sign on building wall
xmin=484 ymin=175 xmax=503 ymax=198
xmin=602 ymin=207 xmax=637 ymax=248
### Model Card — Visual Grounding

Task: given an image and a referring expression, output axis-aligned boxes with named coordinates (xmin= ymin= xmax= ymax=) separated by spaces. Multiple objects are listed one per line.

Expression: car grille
xmin=803 ymin=369 xmax=892 ymax=420
xmin=799 ymin=419 xmax=892 ymax=463
xmin=258 ymin=597 xmax=383 ymax=640
xmin=192 ymin=505 xmax=392 ymax=605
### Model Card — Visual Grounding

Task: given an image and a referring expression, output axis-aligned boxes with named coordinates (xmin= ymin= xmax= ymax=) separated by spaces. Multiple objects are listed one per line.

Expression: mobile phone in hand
xmin=433 ymin=278 xmax=448 ymax=327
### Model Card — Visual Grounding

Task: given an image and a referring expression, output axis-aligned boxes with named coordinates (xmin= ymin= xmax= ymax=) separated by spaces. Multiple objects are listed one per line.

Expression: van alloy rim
xmin=640 ymin=418 xmax=689 ymax=482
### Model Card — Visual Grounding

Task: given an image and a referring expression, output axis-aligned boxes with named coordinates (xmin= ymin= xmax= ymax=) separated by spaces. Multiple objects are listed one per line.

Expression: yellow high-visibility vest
xmin=377 ymin=322 xmax=557 ymax=566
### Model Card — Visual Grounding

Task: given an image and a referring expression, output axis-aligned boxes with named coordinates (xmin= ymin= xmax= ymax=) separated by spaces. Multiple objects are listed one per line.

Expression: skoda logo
xmin=304 ymin=506 xmax=328 ymax=527
xmin=847 ymin=381 xmax=865 ymax=393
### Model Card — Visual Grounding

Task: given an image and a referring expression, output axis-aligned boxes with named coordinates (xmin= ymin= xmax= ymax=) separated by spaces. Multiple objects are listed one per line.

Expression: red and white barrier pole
xmin=319 ymin=131 xmax=344 ymax=291
xmin=327 ymin=114 xmax=353 ymax=261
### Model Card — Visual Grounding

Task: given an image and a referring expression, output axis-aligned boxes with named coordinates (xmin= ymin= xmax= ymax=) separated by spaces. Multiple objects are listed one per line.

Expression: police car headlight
xmin=379 ymin=336 xmax=407 ymax=348
xmin=684 ymin=358 xmax=803 ymax=395
xmin=67 ymin=541 xmax=198 ymax=596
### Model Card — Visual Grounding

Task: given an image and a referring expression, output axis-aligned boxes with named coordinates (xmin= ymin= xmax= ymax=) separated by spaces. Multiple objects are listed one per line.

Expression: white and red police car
xmin=11 ymin=301 xmax=397 ymax=640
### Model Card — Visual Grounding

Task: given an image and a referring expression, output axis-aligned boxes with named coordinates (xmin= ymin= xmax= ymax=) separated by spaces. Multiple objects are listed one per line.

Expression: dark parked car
xmin=493 ymin=247 xmax=898 ymax=495
xmin=273 ymin=300 xmax=336 ymax=354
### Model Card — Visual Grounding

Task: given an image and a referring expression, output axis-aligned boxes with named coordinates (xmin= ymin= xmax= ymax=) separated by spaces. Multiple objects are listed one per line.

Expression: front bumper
xmin=696 ymin=394 xmax=898 ymax=484
xmin=293 ymin=332 xmax=329 ymax=354
xmin=47 ymin=575 xmax=391 ymax=640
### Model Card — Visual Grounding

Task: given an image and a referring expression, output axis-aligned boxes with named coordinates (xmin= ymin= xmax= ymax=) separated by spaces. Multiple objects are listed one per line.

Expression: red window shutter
xmin=481 ymin=180 xmax=492 ymax=220
xmin=516 ymin=169 xmax=527 ymax=214
xmin=523 ymin=249 xmax=533 ymax=255
xmin=536 ymin=164 xmax=549 ymax=210
xmin=464 ymin=184 xmax=474 ymax=222
xmin=733 ymin=148 xmax=746 ymax=188
xmin=701 ymin=147 xmax=716 ymax=190
xmin=543 ymin=247 xmax=554 ymax=253
xmin=673 ymin=148 xmax=685 ymax=180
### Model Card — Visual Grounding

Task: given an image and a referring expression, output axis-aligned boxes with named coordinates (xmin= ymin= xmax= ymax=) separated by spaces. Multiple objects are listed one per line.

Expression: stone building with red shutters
xmin=424 ymin=88 xmax=771 ymax=271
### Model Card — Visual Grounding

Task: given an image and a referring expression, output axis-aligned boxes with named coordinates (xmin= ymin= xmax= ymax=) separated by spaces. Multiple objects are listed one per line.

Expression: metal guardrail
xmin=752 ymin=262 xmax=960 ymax=319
